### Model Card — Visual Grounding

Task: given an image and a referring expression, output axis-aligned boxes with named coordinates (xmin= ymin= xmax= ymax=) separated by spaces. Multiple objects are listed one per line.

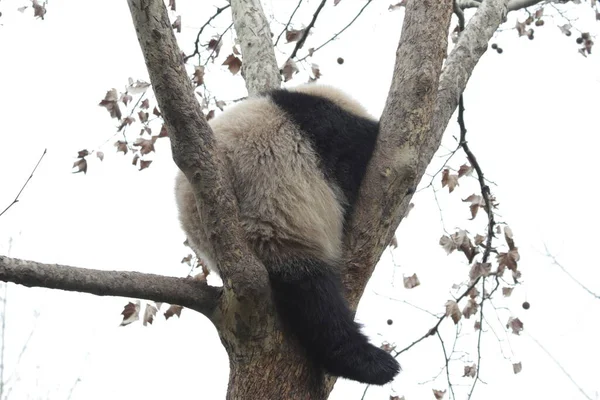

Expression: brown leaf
xmin=120 ymin=93 xmax=133 ymax=105
xmin=502 ymin=287 xmax=514 ymax=297
xmin=181 ymin=254 xmax=193 ymax=265
xmin=285 ymin=28 xmax=305 ymax=43
xmin=559 ymin=23 xmax=572 ymax=36
xmin=164 ymin=304 xmax=183 ymax=320
xmin=140 ymin=99 xmax=150 ymax=109
xmin=445 ymin=300 xmax=461 ymax=324
xmin=172 ymin=15 xmax=181 ymax=33
xmin=133 ymin=137 xmax=156 ymax=155
xmin=534 ymin=7 xmax=543 ymax=19
xmin=138 ymin=110 xmax=149 ymax=123
xmin=506 ymin=317 xmax=524 ymax=335
xmin=99 ymin=89 xmax=122 ymax=120
xmin=32 ymin=0 xmax=46 ymax=19
xmin=114 ymin=140 xmax=128 ymax=155
xmin=513 ymin=362 xmax=522 ymax=374
xmin=120 ymin=301 xmax=140 ymax=326
xmin=215 ymin=100 xmax=226 ymax=111
xmin=474 ymin=320 xmax=481 ymax=331
xmin=462 ymin=194 xmax=484 ymax=219
xmin=433 ymin=389 xmax=446 ymax=400
xmin=463 ymin=363 xmax=477 ymax=378
xmin=311 ymin=63 xmax=321 ymax=80
xmin=77 ymin=149 xmax=89 ymax=158
xmin=72 ymin=158 xmax=87 ymax=174
xmin=153 ymin=106 xmax=161 ymax=117
xmin=388 ymin=1 xmax=406 ymax=11
xmin=516 ymin=20 xmax=527 ymax=36
xmin=96 ymin=151 xmax=104 ymax=161
xmin=132 ymin=154 xmax=139 ymax=166
xmin=458 ymin=163 xmax=473 ymax=177
xmin=143 ymin=304 xmax=158 ymax=326
xmin=139 ymin=160 xmax=152 ymax=171
xmin=169 ymin=0 xmax=176 ymax=11
xmin=281 ymin=59 xmax=299 ymax=82
xmin=441 ymin=168 xmax=459 ymax=193
xmin=193 ymin=65 xmax=205 ymax=86
xmin=206 ymin=110 xmax=215 ymax=121
xmin=474 ymin=234 xmax=486 ymax=246
xmin=222 ymin=54 xmax=242 ymax=75
xmin=158 ymin=124 xmax=168 ymax=138
xmin=497 ymin=248 xmax=519 ymax=273
xmin=462 ymin=298 xmax=478 ymax=319
xmin=504 ymin=225 xmax=515 ymax=250
xmin=439 ymin=235 xmax=457 ymax=255
xmin=403 ymin=273 xmax=420 ymax=289
xmin=469 ymin=262 xmax=491 ymax=281
xmin=207 ymin=36 xmax=223 ymax=58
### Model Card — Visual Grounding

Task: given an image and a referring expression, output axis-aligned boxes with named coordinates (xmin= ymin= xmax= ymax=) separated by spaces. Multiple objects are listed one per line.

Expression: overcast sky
xmin=0 ymin=0 xmax=599 ymax=399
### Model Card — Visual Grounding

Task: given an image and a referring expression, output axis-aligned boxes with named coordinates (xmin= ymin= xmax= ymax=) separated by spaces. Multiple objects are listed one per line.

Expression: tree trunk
xmin=215 ymin=296 xmax=336 ymax=400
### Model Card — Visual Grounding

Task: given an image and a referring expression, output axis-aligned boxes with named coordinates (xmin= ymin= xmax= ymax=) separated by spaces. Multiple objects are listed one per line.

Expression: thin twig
xmin=467 ymin=278 xmax=485 ymax=399
xmin=289 ymin=0 xmax=327 ymax=60
xmin=203 ymin=22 xmax=234 ymax=66
xmin=184 ymin=4 xmax=231 ymax=63
xmin=437 ymin=330 xmax=456 ymax=400
xmin=0 ymin=149 xmax=47 ymax=218
xmin=544 ymin=245 xmax=599 ymax=299
xmin=527 ymin=332 xmax=594 ymax=400
xmin=274 ymin=0 xmax=304 ymax=47
xmin=297 ymin=0 xmax=374 ymax=62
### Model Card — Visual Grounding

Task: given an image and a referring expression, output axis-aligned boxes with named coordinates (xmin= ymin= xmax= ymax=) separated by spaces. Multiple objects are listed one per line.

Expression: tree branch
xmin=184 ymin=4 xmax=231 ymax=63
xmin=288 ymin=0 xmax=327 ymax=60
xmin=345 ymin=0 xmax=454 ymax=307
xmin=274 ymin=0 xmax=303 ymax=47
xmin=459 ymin=0 xmax=545 ymax=11
xmin=0 ymin=256 xmax=222 ymax=317
xmin=230 ymin=0 xmax=280 ymax=96
xmin=0 ymin=148 xmax=47 ymax=218
xmin=126 ymin=0 xmax=269 ymax=299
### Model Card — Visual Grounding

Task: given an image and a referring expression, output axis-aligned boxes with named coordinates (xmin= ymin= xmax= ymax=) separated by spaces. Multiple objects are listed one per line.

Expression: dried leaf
xmin=143 ymin=304 xmax=158 ymax=326
xmin=506 ymin=317 xmax=524 ymax=335
xmin=445 ymin=300 xmax=461 ymax=324
xmin=96 ymin=151 xmax=104 ymax=162
xmin=285 ymin=28 xmax=305 ymax=43
xmin=469 ymin=262 xmax=491 ymax=281
xmin=403 ymin=273 xmax=420 ymax=289
xmin=502 ymin=287 xmax=514 ymax=297
xmin=32 ymin=0 xmax=46 ymax=19
xmin=172 ymin=15 xmax=181 ymax=33
xmin=133 ymin=137 xmax=156 ymax=155
xmin=99 ymin=89 xmax=122 ymax=120
xmin=140 ymin=99 xmax=150 ymax=109
xmin=474 ymin=234 xmax=486 ymax=246
xmin=207 ymin=36 xmax=223 ymax=58
xmin=72 ymin=158 xmax=87 ymax=174
xmin=463 ymin=363 xmax=476 ymax=378
xmin=441 ymin=168 xmax=459 ymax=193
xmin=281 ymin=59 xmax=299 ymax=82
xmin=114 ymin=140 xmax=128 ymax=155
xmin=222 ymin=54 xmax=242 ymax=75
xmin=458 ymin=163 xmax=473 ymax=177
xmin=513 ymin=362 xmax=522 ymax=374
xmin=462 ymin=298 xmax=478 ymax=319
xmin=164 ymin=304 xmax=183 ymax=320
xmin=120 ymin=301 xmax=140 ymax=326
xmin=433 ymin=389 xmax=446 ymax=400
xmin=139 ymin=160 xmax=153 ymax=171
xmin=193 ymin=66 xmax=205 ymax=86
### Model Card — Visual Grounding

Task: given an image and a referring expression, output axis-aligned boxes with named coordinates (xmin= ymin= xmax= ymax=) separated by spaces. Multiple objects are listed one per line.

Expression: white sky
xmin=0 ymin=0 xmax=599 ymax=399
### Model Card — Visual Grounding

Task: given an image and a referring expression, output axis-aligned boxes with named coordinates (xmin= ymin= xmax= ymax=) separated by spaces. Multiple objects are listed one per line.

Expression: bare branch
xmin=0 ymin=149 xmax=47 ymax=218
xmin=274 ymin=0 xmax=304 ymax=47
xmin=459 ymin=0 xmax=545 ymax=11
xmin=527 ymin=332 xmax=594 ymax=400
xmin=230 ymin=0 xmax=280 ymax=96
xmin=203 ymin=22 xmax=234 ymax=66
xmin=430 ymin=0 xmax=510 ymax=177
xmin=184 ymin=4 xmax=231 ymax=63
xmin=289 ymin=0 xmax=327 ymax=60
xmin=127 ymin=0 xmax=269 ymax=298
xmin=0 ymin=256 xmax=221 ymax=317
xmin=297 ymin=0 xmax=374 ymax=62
xmin=545 ymin=245 xmax=600 ymax=300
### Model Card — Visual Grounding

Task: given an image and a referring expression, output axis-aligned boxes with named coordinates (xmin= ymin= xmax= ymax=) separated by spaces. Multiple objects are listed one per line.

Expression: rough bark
xmin=230 ymin=0 xmax=281 ymax=96
xmin=0 ymin=256 xmax=221 ymax=316
xmin=344 ymin=0 xmax=454 ymax=307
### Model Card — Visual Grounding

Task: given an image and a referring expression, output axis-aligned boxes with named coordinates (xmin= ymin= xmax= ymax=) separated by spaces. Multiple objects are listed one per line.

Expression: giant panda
xmin=175 ymin=84 xmax=400 ymax=385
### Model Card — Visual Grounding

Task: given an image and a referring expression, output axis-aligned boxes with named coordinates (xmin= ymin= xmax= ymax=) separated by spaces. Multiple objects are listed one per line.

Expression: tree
xmin=1 ymin=0 xmax=598 ymax=399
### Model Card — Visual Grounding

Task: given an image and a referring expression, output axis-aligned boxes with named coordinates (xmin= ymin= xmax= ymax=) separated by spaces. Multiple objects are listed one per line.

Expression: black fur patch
xmin=268 ymin=257 xmax=400 ymax=385
xmin=268 ymin=89 xmax=379 ymax=213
